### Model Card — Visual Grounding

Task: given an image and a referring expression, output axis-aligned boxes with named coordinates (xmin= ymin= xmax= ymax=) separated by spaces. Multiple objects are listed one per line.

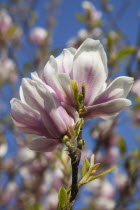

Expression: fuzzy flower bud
xmin=0 ymin=9 xmax=12 ymax=33
xmin=30 ymin=27 xmax=48 ymax=45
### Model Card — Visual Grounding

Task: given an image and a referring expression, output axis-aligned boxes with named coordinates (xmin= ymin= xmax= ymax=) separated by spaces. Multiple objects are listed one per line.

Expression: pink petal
xmin=28 ymin=137 xmax=61 ymax=152
xmin=56 ymin=48 xmax=76 ymax=74
xmin=21 ymin=78 xmax=62 ymax=138
xmin=84 ymin=98 xmax=131 ymax=120
xmin=43 ymin=48 xmax=75 ymax=81
xmin=15 ymin=125 xmax=45 ymax=136
xmin=10 ymin=98 xmax=52 ymax=137
xmin=42 ymin=72 xmax=75 ymax=105
xmin=72 ymin=38 xmax=108 ymax=105
xmin=21 ymin=78 xmax=76 ymax=137
xmin=43 ymin=55 xmax=58 ymax=74
xmin=94 ymin=76 xmax=134 ymax=104
xmin=61 ymin=102 xmax=79 ymax=123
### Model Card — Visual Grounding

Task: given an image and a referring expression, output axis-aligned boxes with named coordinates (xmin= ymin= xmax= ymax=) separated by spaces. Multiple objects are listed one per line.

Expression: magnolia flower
xmin=30 ymin=27 xmax=48 ymax=45
xmin=10 ymin=73 xmax=78 ymax=152
xmin=42 ymin=38 xmax=133 ymax=120
xmin=18 ymin=147 xmax=35 ymax=162
xmin=100 ymin=180 xmax=115 ymax=199
xmin=82 ymin=1 xmax=102 ymax=21
xmin=45 ymin=190 xmax=58 ymax=209
xmin=95 ymin=197 xmax=115 ymax=210
xmin=106 ymin=146 xmax=119 ymax=164
xmin=91 ymin=27 xmax=102 ymax=38
xmin=1 ymin=182 xmax=18 ymax=204
xmin=0 ymin=57 xmax=16 ymax=81
xmin=114 ymin=173 xmax=128 ymax=190
xmin=0 ymin=9 xmax=12 ymax=33
xmin=0 ymin=143 xmax=7 ymax=158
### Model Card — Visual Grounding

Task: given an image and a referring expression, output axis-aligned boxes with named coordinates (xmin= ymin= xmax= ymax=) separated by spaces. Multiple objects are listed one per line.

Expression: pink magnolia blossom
xmin=100 ymin=180 xmax=115 ymax=199
xmin=42 ymin=38 xmax=133 ymax=120
xmin=10 ymin=73 xmax=79 ymax=152
xmin=82 ymin=1 xmax=102 ymax=21
xmin=30 ymin=27 xmax=48 ymax=45
xmin=0 ymin=57 xmax=16 ymax=81
xmin=1 ymin=182 xmax=18 ymax=204
xmin=0 ymin=143 xmax=7 ymax=158
xmin=106 ymin=146 xmax=119 ymax=164
xmin=86 ymin=178 xmax=101 ymax=194
xmin=91 ymin=27 xmax=102 ymax=38
xmin=95 ymin=197 xmax=115 ymax=210
xmin=114 ymin=173 xmax=128 ymax=190
xmin=0 ymin=10 xmax=12 ymax=33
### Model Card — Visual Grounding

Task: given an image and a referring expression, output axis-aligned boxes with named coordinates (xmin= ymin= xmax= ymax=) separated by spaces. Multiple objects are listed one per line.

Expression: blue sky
xmin=52 ymin=0 xmax=140 ymax=47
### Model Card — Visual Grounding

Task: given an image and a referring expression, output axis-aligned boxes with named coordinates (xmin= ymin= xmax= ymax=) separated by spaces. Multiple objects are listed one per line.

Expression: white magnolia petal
xmin=62 ymin=49 xmax=74 ymax=74
xmin=19 ymin=86 xmax=26 ymax=103
xmin=73 ymin=38 xmax=107 ymax=105
xmin=21 ymin=78 xmax=47 ymax=112
xmin=67 ymin=47 xmax=76 ymax=55
xmin=56 ymin=106 xmax=75 ymax=129
xmin=56 ymin=49 xmax=75 ymax=74
xmin=44 ymin=73 xmax=66 ymax=101
xmin=94 ymin=76 xmax=134 ymax=104
xmin=21 ymin=78 xmax=56 ymax=112
xmin=56 ymin=73 xmax=75 ymax=104
xmin=10 ymin=98 xmax=50 ymax=137
xmin=61 ymin=102 xmax=79 ymax=123
xmin=21 ymin=78 xmax=63 ymax=138
xmin=74 ymin=38 xmax=108 ymax=74
xmin=43 ymin=55 xmax=57 ymax=74
xmin=28 ymin=138 xmax=60 ymax=152
xmin=98 ymin=82 xmax=107 ymax=95
xmin=31 ymin=71 xmax=38 ymax=79
xmin=34 ymin=79 xmax=74 ymax=135
xmin=31 ymin=71 xmax=44 ymax=84
xmin=41 ymin=72 xmax=75 ymax=105
xmin=11 ymin=98 xmax=41 ymax=126
xmin=84 ymin=98 xmax=131 ymax=120
xmin=16 ymin=126 xmax=45 ymax=136
xmin=31 ymin=72 xmax=57 ymax=96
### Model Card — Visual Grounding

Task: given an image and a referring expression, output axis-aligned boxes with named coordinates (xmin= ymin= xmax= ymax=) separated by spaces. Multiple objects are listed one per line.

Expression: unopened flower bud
xmin=78 ymin=139 xmax=85 ymax=147
xmin=62 ymin=135 xmax=70 ymax=144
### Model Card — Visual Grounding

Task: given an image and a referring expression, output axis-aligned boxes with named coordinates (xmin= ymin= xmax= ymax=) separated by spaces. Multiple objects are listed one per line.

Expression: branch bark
xmin=69 ymin=147 xmax=81 ymax=203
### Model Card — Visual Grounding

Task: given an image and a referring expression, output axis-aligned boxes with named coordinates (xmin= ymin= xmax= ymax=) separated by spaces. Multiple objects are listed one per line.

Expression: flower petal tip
xmin=28 ymin=138 xmax=60 ymax=152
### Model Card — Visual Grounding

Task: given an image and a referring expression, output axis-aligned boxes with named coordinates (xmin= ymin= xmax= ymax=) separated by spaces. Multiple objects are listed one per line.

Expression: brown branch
xmin=69 ymin=147 xmax=81 ymax=203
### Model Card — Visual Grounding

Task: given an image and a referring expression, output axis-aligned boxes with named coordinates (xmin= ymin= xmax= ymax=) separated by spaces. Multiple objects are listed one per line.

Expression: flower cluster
xmin=11 ymin=38 xmax=133 ymax=152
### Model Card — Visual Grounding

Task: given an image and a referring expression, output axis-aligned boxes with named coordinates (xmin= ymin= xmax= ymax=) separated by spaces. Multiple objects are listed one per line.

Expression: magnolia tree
xmin=0 ymin=0 xmax=140 ymax=210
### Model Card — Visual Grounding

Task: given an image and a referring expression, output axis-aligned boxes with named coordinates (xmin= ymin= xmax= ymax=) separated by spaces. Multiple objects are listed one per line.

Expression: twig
xmin=69 ymin=147 xmax=81 ymax=203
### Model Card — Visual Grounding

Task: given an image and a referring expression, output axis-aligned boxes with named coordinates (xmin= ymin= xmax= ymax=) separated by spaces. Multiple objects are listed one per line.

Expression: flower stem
xmin=69 ymin=147 xmax=81 ymax=203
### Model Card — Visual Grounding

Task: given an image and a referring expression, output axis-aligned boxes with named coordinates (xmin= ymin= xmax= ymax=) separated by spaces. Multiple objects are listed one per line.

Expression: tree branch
xmin=69 ymin=147 xmax=81 ymax=203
